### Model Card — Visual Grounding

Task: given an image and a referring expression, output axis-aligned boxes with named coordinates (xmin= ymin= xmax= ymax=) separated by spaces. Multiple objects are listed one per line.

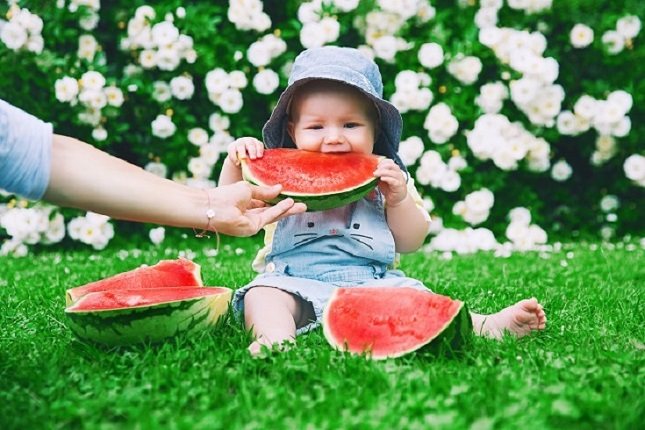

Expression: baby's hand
xmin=227 ymin=137 xmax=265 ymax=167
xmin=374 ymin=158 xmax=407 ymax=207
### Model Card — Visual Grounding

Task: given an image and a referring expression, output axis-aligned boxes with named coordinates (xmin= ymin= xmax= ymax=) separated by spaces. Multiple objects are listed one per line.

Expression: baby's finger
xmin=236 ymin=142 xmax=248 ymax=162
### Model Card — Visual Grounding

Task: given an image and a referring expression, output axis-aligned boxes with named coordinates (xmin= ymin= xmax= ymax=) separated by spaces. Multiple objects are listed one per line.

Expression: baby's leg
xmin=470 ymin=298 xmax=547 ymax=339
xmin=243 ymin=286 xmax=312 ymax=356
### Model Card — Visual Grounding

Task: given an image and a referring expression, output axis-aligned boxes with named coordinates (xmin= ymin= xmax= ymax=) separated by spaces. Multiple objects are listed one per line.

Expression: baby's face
xmin=287 ymin=84 xmax=376 ymax=155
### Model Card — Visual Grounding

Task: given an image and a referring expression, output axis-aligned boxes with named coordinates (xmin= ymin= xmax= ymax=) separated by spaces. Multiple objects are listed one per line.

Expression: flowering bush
xmin=1 ymin=0 xmax=643 ymax=255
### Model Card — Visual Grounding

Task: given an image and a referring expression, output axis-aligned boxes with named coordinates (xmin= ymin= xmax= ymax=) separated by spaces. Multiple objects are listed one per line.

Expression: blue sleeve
xmin=0 ymin=99 xmax=53 ymax=200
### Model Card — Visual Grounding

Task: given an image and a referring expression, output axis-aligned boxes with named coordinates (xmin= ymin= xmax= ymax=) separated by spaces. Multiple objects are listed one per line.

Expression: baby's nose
xmin=324 ymin=128 xmax=345 ymax=144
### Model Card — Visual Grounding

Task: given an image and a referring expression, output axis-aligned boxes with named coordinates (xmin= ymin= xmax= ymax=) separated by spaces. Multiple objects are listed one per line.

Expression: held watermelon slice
xmin=241 ymin=148 xmax=382 ymax=211
xmin=65 ymin=258 xmax=202 ymax=305
xmin=323 ymin=287 xmax=471 ymax=359
xmin=65 ymin=287 xmax=232 ymax=345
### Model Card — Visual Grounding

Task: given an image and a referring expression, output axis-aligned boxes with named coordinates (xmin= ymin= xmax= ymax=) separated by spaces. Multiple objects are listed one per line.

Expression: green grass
xmin=1 ymin=236 xmax=643 ymax=429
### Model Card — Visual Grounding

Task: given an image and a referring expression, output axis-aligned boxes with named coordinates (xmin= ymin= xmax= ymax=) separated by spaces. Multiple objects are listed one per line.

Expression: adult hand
xmin=209 ymin=182 xmax=306 ymax=236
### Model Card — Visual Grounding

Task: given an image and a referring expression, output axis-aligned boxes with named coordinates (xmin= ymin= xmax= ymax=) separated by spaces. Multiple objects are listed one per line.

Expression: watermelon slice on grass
xmin=64 ymin=259 xmax=231 ymax=346
xmin=241 ymin=148 xmax=382 ymax=211
xmin=65 ymin=258 xmax=203 ymax=305
xmin=323 ymin=287 xmax=472 ymax=359
xmin=65 ymin=287 xmax=232 ymax=346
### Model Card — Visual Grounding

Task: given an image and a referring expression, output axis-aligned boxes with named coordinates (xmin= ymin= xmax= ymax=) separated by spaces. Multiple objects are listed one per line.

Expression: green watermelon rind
xmin=65 ymin=288 xmax=232 ymax=346
xmin=322 ymin=289 xmax=471 ymax=360
xmin=241 ymin=153 xmax=382 ymax=212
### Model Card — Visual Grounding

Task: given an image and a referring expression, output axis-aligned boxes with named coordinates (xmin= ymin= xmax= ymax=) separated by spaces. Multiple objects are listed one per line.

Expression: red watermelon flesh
xmin=323 ymin=287 xmax=467 ymax=359
xmin=243 ymin=148 xmax=380 ymax=195
xmin=65 ymin=259 xmax=202 ymax=305
xmin=66 ymin=287 xmax=229 ymax=312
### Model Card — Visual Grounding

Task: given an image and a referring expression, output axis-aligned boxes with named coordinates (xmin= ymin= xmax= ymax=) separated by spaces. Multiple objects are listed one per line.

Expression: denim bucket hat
xmin=262 ymin=46 xmax=405 ymax=170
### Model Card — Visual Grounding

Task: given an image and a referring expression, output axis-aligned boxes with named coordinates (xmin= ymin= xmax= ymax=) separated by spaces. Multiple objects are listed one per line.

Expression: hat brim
xmin=262 ymin=73 xmax=405 ymax=170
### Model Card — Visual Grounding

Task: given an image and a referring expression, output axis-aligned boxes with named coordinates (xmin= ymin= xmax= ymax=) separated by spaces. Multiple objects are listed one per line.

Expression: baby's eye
xmin=345 ymin=122 xmax=361 ymax=129
xmin=307 ymin=125 xmax=323 ymax=130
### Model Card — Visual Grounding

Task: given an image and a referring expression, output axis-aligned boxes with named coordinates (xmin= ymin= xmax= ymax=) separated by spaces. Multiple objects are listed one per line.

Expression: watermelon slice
xmin=241 ymin=148 xmax=382 ymax=211
xmin=65 ymin=287 xmax=232 ymax=346
xmin=65 ymin=258 xmax=202 ymax=305
xmin=323 ymin=287 xmax=471 ymax=359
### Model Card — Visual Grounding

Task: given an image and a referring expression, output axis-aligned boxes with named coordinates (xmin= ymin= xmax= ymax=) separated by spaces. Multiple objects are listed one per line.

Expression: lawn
xmin=0 ymin=236 xmax=643 ymax=429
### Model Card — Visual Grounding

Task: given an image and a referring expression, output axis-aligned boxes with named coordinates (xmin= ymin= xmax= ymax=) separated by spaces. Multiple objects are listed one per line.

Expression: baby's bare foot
xmin=471 ymin=298 xmax=547 ymax=340
xmin=248 ymin=337 xmax=294 ymax=357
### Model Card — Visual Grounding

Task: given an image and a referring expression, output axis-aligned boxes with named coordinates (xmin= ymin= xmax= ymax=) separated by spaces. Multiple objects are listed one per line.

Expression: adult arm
xmin=43 ymin=135 xmax=305 ymax=236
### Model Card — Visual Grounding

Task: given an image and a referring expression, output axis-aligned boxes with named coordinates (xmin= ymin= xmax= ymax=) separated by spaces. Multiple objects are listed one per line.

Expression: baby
xmin=219 ymin=46 xmax=546 ymax=355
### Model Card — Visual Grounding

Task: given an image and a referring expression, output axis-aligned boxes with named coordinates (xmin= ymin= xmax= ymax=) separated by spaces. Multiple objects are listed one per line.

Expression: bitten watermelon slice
xmin=65 ymin=258 xmax=202 ymax=305
xmin=241 ymin=148 xmax=382 ymax=211
xmin=65 ymin=287 xmax=232 ymax=345
xmin=323 ymin=287 xmax=471 ymax=359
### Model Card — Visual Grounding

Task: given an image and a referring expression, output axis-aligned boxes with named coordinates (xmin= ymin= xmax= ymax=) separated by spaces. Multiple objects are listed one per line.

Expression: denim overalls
xmin=232 ymin=190 xmax=428 ymax=334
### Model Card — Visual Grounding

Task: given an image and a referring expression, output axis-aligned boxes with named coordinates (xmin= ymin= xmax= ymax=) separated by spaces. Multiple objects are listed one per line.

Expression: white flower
xmin=448 ymin=155 xmax=467 ymax=171
xmin=104 ymin=86 xmax=124 ymax=107
xmin=300 ymin=21 xmax=327 ymax=48
xmin=447 ymin=55 xmax=482 ymax=85
xmin=149 ymin=227 xmax=165 ymax=245
xmin=600 ymin=195 xmax=619 ymax=213
xmin=394 ymin=70 xmax=421 ymax=92
xmin=209 ymin=113 xmax=230 ymax=132
xmin=570 ymin=23 xmax=594 ymax=48
xmin=228 ymin=70 xmax=248 ymax=89
xmin=92 ymin=127 xmax=108 ymax=141
xmin=424 ymin=103 xmax=459 ymax=144
xmin=139 ymin=49 xmax=157 ymax=69
xmin=152 ymin=81 xmax=172 ymax=102
xmin=398 ymin=136 xmax=425 ymax=166
xmin=319 ymin=17 xmax=340 ymax=44
xmin=156 ymin=47 xmax=181 ymax=71
xmin=151 ymin=21 xmax=179 ymax=46
xmin=509 ymin=78 xmax=539 ymax=106
xmin=151 ymin=114 xmax=176 ymax=139
xmin=55 ymin=77 xmax=79 ymax=103
xmin=602 ymin=30 xmax=625 ymax=54
xmin=439 ymin=170 xmax=461 ymax=192
xmin=372 ymin=35 xmax=399 ymax=62
xmin=556 ymin=111 xmax=578 ymax=135
xmin=188 ymin=128 xmax=209 ymax=146
xmin=79 ymin=89 xmax=107 ymax=110
xmin=616 ymin=15 xmax=641 ymax=39
xmin=188 ymin=157 xmax=212 ymax=179
xmin=607 ymin=90 xmax=633 ymax=113
xmin=253 ymin=69 xmax=280 ymax=95
xmin=78 ymin=34 xmax=98 ymax=61
xmin=509 ymin=207 xmax=531 ymax=225
xmin=573 ymin=95 xmax=598 ymax=119
xmin=333 ymin=0 xmax=360 ymax=12
xmin=170 ymin=75 xmax=195 ymax=100
xmin=465 ymin=188 xmax=495 ymax=213
xmin=623 ymin=154 xmax=645 ymax=184
xmin=199 ymin=143 xmax=221 ymax=165
xmin=297 ymin=2 xmax=321 ymax=24
xmin=80 ymin=71 xmax=106 ymax=91
xmin=145 ymin=161 xmax=168 ymax=178
xmin=218 ymin=89 xmax=244 ymax=113
xmin=205 ymin=68 xmax=230 ymax=94
xmin=551 ymin=159 xmax=572 ymax=182
xmin=0 ymin=21 xmax=28 ymax=50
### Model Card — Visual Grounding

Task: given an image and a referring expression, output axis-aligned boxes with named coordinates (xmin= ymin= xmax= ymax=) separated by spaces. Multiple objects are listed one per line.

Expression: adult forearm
xmin=44 ymin=134 xmax=207 ymax=228
xmin=386 ymin=195 xmax=430 ymax=253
